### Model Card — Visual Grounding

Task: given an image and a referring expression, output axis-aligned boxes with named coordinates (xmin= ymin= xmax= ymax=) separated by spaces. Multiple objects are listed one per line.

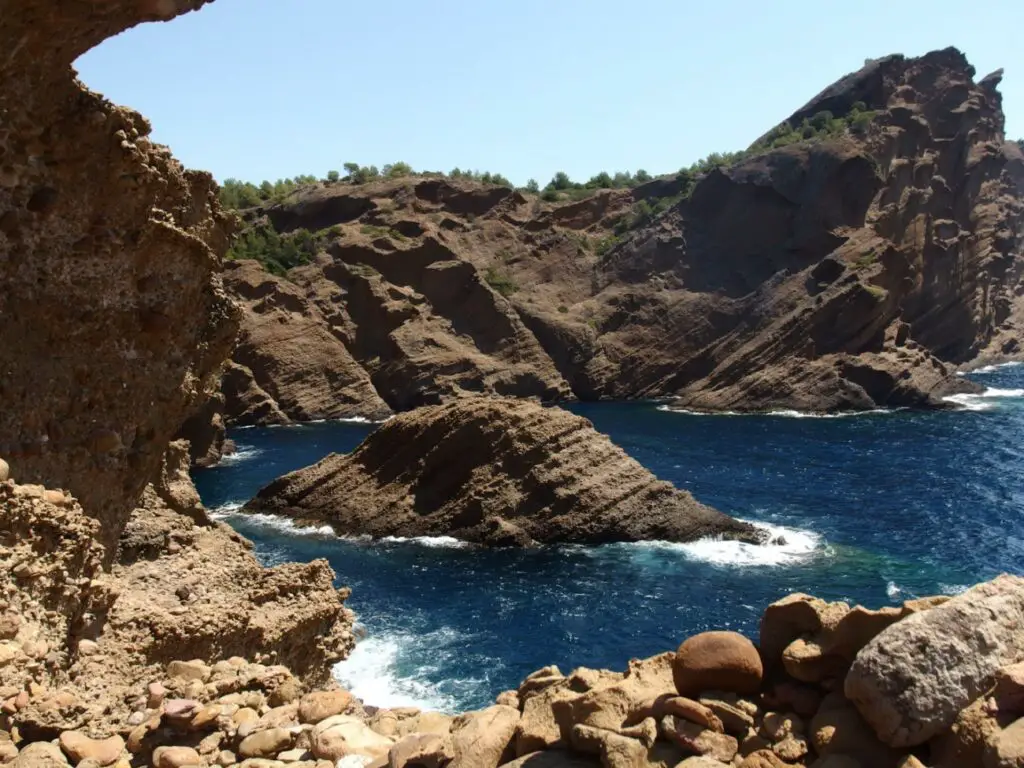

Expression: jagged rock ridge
xmin=245 ymin=398 xmax=763 ymax=546
xmin=223 ymin=47 xmax=1023 ymax=424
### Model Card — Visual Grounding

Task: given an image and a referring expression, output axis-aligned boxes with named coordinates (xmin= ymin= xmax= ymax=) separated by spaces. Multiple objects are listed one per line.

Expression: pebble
xmin=0 ymin=458 xmax=9 ymax=482
xmin=153 ymin=746 xmax=202 ymax=768
xmin=163 ymin=699 xmax=200 ymax=719
xmin=147 ymin=682 xmax=166 ymax=709
xmin=58 ymin=733 xmax=125 ymax=767
xmin=77 ymin=640 xmax=98 ymax=656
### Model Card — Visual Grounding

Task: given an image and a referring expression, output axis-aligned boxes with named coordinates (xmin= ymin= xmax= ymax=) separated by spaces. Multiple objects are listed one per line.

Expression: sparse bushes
xmin=484 ymin=267 xmax=518 ymax=297
xmin=227 ymin=224 xmax=327 ymax=276
xmin=753 ymin=103 xmax=878 ymax=152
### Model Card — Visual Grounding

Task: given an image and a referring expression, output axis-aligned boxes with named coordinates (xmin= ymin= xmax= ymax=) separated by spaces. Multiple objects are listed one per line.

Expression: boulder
xmin=246 ymin=399 xmax=762 ymax=547
xmin=570 ymin=724 xmax=647 ymax=768
xmin=845 ymin=575 xmax=1024 ymax=746
xmin=497 ymin=752 xmax=598 ymax=767
xmin=738 ymin=751 xmax=787 ymax=768
xmin=239 ymin=729 xmax=294 ymax=759
xmin=673 ymin=632 xmax=763 ymax=697
xmin=660 ymin=716 xmax=738 ymax=762
xmin=451 ymin=705 xmax=519 ymax=768
xmin=387 ymin=733 xmax=452 ymax=768
xmin=811 ymin=693 xmax=900 ymax=768
xmin=985 ymin=716 xmax=1024 ymax=768
xmin=12 ymin=743 xmax=68 ymax=768
xmin=298 ymin=691 xmax=354 ymax=724
xmin=661 ymin=697 xmax=724 ymax=732
xmin=58 ymin=733 xmax=124 ymax=766
xmin=152 ymin=747 xmax=203 ymax=768
xmin=311 ymin=716 xmax=393 ymax=762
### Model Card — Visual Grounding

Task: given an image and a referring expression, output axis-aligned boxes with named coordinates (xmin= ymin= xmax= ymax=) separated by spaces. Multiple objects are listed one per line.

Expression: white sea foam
xmin=621 ymin=521 xmax=822 ymax=567
xmin=209 ymin=507 xmax=469 ymax=549
xmin=943 ymin=387 xmax=1024 ymax=411
xmin=210 ymin=504 xmax=338 ymax=538
xmin=333 ymin=626 xmax=480 ymax=712
xmin=958 ymin=361 xmax=1023 ymax=375
xmin=656 ymin=405 xmax=898 ymax=419
xmin=886 ymin=580 xmax=902 ymax=600
xmin=378 ymin=535 xmax=470 ymax=549
xmin=218 ymin=446 xmax=262 ymax=466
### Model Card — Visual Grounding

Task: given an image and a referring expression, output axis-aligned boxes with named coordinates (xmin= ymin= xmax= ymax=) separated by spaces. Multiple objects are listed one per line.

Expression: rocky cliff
xmin=0 ymin=0 xmax=353 ymax=729
xmin=245 ymin=398 xmax=762 ymax=546
xmin=223 ymin=47 xmax=1023 ymax=424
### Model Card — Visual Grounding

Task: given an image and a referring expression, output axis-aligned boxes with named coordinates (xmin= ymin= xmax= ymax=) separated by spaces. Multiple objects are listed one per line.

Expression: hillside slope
xmin=222 ymin=47 xmax=1024 ymax=423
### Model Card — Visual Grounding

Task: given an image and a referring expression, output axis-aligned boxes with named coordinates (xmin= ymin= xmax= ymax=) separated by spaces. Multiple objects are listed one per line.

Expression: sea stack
xmin=245 ymin=398 xmax=763 ymax=546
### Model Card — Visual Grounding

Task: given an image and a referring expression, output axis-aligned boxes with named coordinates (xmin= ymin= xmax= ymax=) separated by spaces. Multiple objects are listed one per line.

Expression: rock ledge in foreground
xmin=245 ymin=398 xmax=761 ymax=546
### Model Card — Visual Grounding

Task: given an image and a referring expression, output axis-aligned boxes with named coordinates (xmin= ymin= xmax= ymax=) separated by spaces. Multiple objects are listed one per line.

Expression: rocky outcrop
xmin=245 ymin=398 xmax=762 ymax=546
xmin=0 ymin=1 xmax=240 ymax=553
xmin=0 ymin=0 xmax=354 ymax=740
xmin=221 ymin=47 xmax=1022 ymax=422
xmin=844 ymin=574 xmax=1024 ymax=747
xmin=5 ymin=576 xmax=1019 ymax=768
xmin=225 ymin=260 xmax=392 ymax=425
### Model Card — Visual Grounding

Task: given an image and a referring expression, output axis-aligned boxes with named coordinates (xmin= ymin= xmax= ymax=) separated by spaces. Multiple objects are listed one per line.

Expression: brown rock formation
xmin=245 ymin=398 xmax=761 ymax=546
xmin=0 ymin=1 xmax=240 ymax=550
xmin=223 ymin=47 xmax=1022 ymax=422
xmin=225 ymin=259 xmax=392 ymax=425
xmin=0 ymin=0 xmax=354 ymax=736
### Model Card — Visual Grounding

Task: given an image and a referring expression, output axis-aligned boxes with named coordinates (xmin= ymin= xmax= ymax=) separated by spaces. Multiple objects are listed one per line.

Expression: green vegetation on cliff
xmin=227 ymin=223 xmax=328 ymax=276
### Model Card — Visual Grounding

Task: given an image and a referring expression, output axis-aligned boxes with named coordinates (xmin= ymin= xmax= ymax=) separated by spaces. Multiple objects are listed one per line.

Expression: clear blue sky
xmin=76 ymin=0 xmax=1024 ymax=187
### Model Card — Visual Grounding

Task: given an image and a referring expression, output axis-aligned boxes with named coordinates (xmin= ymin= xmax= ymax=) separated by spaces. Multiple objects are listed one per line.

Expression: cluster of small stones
xmin=3 ymin=577 xmax=1023 ymax=768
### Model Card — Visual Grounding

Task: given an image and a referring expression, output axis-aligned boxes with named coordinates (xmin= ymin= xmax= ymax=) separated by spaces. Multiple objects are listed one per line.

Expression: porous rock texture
xmin=0 ymin=1 xmax=241 ymax=551
xmin=4 ymin=577 xmax=1016 ymax=768
xmin=844 ymin=574 xmax=1024 ymax=747
xmin=245 ymin=398 xmax=762 ymax=546
xmin=0 ymin=0 xmax=353 ymax=736
xmin=222 ymin=47 xmax=1023 ymax=424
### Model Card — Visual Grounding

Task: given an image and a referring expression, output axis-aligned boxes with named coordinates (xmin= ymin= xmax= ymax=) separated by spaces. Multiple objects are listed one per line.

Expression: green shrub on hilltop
xmin=484 ymin=266 xmax=518 ymax=297
xmin=227 ymin=223 xmax=328 ymax=276
xmin=753 ymin=103 xmax=878 ymax=152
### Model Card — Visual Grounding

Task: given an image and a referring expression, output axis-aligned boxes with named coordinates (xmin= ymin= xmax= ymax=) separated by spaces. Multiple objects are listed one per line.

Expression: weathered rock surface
xmin=0 ymin=0 xmax=239 ymax=553
xmin=845 ymin=574 xmax=1024 ymax=747
xmin=0 ymin=0 xmax=356 ymax=737
xmin=673 ymin=632 xmax=764 ymax=698
xmin=245 ymin=398 xmax=761 ymax=546
xmin=224 ymin=260 xmax=392 ymax=425
xmin=221 ymin=48 xmax=1023 ymax=423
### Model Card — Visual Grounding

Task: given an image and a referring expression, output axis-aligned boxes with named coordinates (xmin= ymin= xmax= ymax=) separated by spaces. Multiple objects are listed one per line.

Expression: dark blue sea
xmin=192 ymin=364 xmax=1024 ymax=713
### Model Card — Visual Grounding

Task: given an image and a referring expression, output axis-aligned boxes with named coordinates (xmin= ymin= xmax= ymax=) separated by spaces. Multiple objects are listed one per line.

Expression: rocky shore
xmin=4 ymin=562 xmax=1023 ymax=768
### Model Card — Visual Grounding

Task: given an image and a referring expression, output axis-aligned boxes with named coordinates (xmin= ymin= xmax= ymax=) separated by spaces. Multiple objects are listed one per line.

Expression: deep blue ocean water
xmin=192 ymin=365 xmax=1024 ymax=713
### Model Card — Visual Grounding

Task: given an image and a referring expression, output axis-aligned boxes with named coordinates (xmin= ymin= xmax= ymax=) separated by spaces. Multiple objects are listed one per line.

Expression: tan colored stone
xmin=699 ymin=696 xmax=754 ymax=736
xmin=673 ymin=632 xmax=763 ymax=698
xmin=0 ymin=741 xmax=19 ymax=763
xmin=191 ymin=704 xmax=223 ymax=730
xmin=496 ymin=690 xmax=520 ymax=709
xmin=12 ymin=743 xmax=68 ymax=768
xmin=897 ymin=757 xmax=927 ymax=768
xmin=515 ymin=685 xmax=575 ymax=754
xmin=58 ymin=733 xmax=124 ymax=767
xmin=761 ymin=712 xmax=803 ymax=741
xmin=167 ymin=660 xmax=212 ymax=683
xmin=153 ymin=746 xmax=203 ymax=768
xmin=995 ymin=662 xmax=1024 ymax=716
xmin=387 ymin=733 xmax=451 ymax=768
xmin=234 ymin=708 xmax=260 ymax=727
xmin=771 ymin=734 xmax=807 ymax=761
xmin=986 ymin=716 xmax=1024 ymax=768
xmin=276 ymin=750 xmax=309 ymax=763
xmin=738 ymin=750 xmax=786 ymax=768
xmin=412 ymin=712 xmax=453 ymax=737
xmin=811 ymin=693 xmax=899 ymax=768
xmin=311 ymin=716 xmax=392 ymax=762
xmin=662 ymin=697 xmax=723 ymax=732
xmin=239 ymin=729 xmax=294 ymax=759
xmin=661 ymin=716 xmax=738 ymax=762
xmin=298 ymin=691 xmax=353 ymax=724
xmin=451 ymin=705 xmax=519 ymax=768
xmin=495 ymin=751 xmax=599 ymax=767
xmin=570 ymin=724 xmax=646 ymax=768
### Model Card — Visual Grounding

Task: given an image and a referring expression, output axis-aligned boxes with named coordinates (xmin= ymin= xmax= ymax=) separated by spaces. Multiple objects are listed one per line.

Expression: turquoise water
xmin=192 ymin=365 xmax=1024 ymax=712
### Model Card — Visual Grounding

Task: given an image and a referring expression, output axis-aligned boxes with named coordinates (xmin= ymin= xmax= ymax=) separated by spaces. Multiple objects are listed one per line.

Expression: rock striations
xmin=221 ymin=47 xmax=1024 ymax=424
xmin=245 ymin=398 xmax=762 ymax=546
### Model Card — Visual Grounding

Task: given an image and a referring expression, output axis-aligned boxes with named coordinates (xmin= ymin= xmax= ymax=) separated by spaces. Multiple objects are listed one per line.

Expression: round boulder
xmin=673 ymin=631 xmax=763 ymax=697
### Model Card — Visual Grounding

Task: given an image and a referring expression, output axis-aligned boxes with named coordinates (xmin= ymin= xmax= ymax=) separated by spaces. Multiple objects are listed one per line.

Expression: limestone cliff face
xmin=246 ymin=398 xmax=762 ymax=546
xmin=223 ymin=48 xmax=1022 ymax=420
xmin=0 ymin=0 xmax=354 ymax=716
